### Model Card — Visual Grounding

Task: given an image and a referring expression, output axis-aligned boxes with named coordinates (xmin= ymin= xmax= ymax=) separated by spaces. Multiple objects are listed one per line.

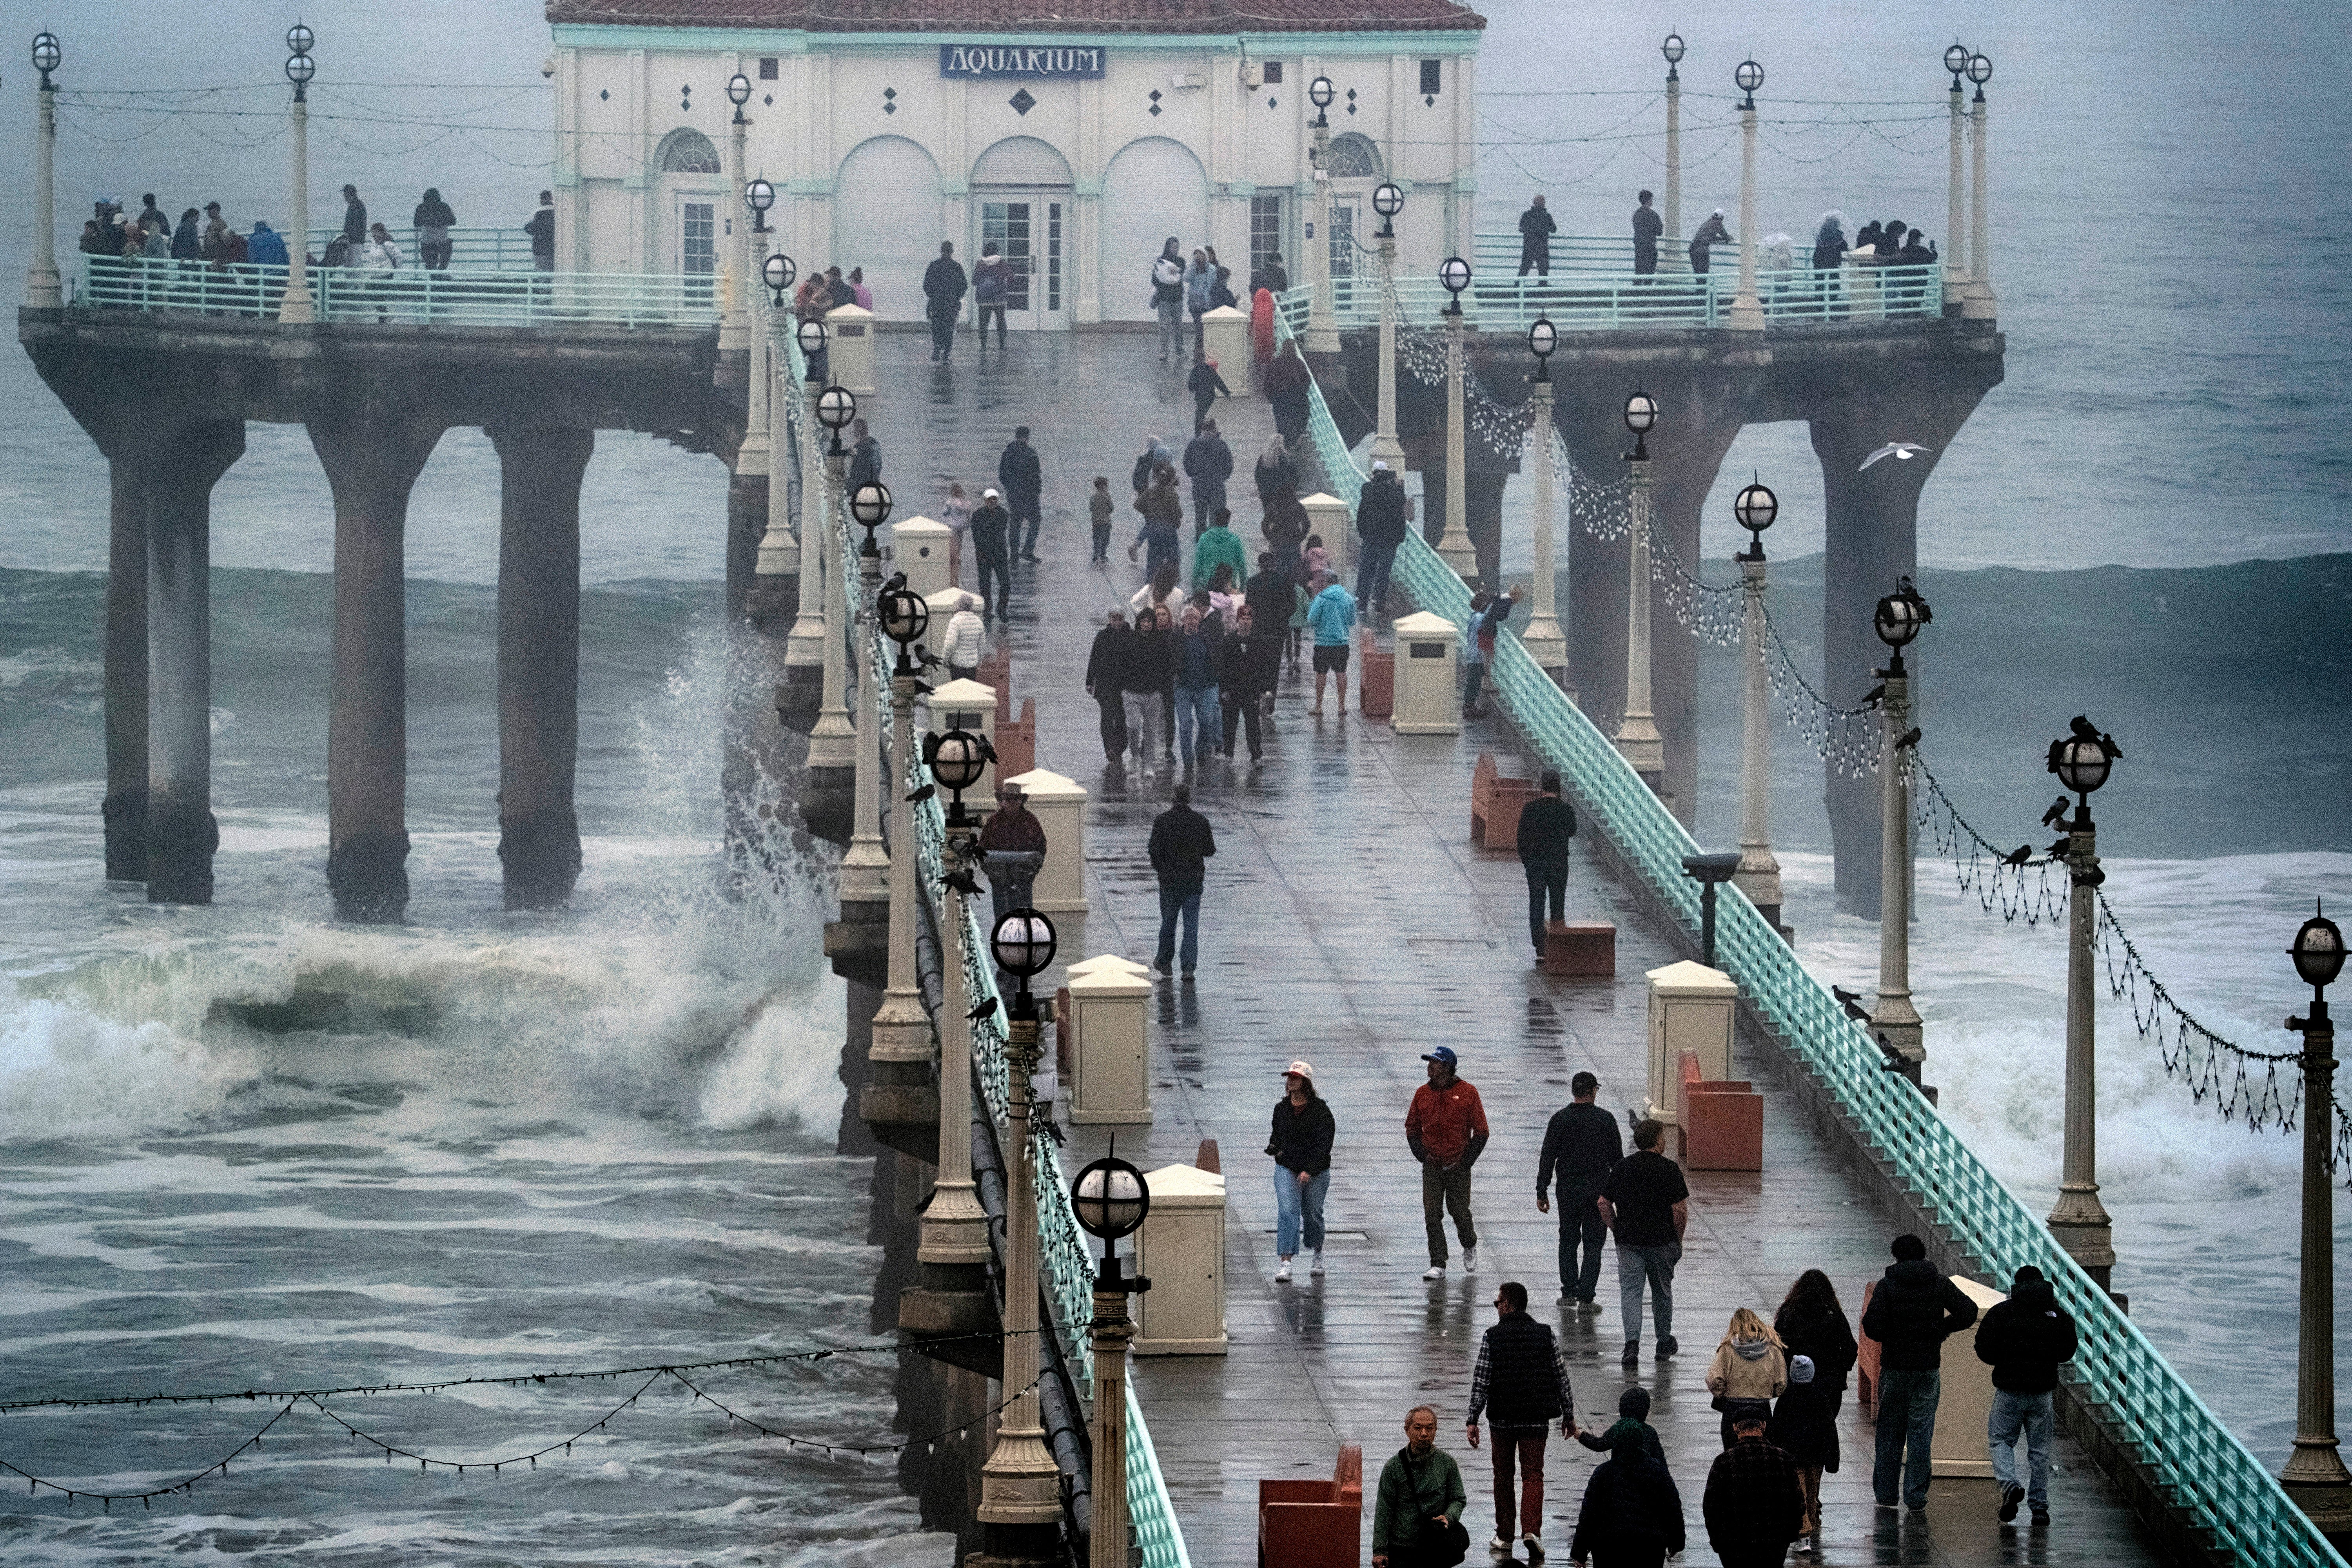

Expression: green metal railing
xmin=1279 ymin=261 xmax=1941 ymax=334
xmin=76 ymin=254 xmax=722 ymax=330
xmin=1274 ymin=303 xmax=2344 ymax=1568
xmin=780 ymin=332 xmax=1191 ymax=1568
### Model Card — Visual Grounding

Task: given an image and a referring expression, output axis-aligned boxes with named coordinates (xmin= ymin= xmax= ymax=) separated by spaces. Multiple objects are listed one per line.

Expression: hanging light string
xmin=1758 ymin=602 xmax=1882 ymax=778
xmin=1909 ymin=753 xmax=2069 ymax=925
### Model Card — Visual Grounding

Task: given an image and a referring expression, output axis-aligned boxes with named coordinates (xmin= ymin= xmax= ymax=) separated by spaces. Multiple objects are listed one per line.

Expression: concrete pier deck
xmin=862 ymin=328 xmax=2158 ymax=1568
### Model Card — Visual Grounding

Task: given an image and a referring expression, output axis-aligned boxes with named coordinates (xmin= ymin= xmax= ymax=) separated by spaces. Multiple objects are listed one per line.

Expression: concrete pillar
xmin=104 ymin=461 xmax=149 ymax=881
xmin=143 ymin=422 xmax=245 ymax=905
xmin=312 ymin=409 xmax=445 ymax=923
xmin=490 ymin=424 xmax=593 ymax=912
xmin=1519 ymin=377 xmax=1568 ymax=690
xmin=1435 ymin=312 xmax=1475 ymax=580
xmin=27 ymin=71 xmax=62 ymax=310
xmin=1729 ymin=93 xmax=1764 ymax=332
xmin=725 ymin=470 xmax=766 ymax=620
xmin=1662 ymin=56 xmax=1681 ymax=267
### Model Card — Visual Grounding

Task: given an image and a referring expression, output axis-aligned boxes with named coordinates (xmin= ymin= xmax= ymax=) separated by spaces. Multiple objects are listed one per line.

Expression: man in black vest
xmin=1466 ymin=1280 xmax=1577 ymax=1563
xmin=1537 ymin=1070 xmax=1620 ymax=1312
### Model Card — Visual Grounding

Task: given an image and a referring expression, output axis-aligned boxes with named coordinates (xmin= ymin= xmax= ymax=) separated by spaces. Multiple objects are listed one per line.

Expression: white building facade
xmin=546 ymin=0 xmax=1485 ymax=328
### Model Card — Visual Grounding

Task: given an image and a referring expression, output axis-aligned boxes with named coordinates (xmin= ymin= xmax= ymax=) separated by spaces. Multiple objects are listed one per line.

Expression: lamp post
xmin=1435 ymin=255 xmax=1477 ymax=580
xmin=2282 ymin=903 xmax=2352 ymax=1533
xmin=870 ymin=579 xmax=932 ymax=1066
xmin=1943 ymin=43 xmax=1970 ymax=312
xmin=1729 ymin=58 xmax=1766 ymax=332
xmin=1867 ymin=577 xmax=1930 ymax=1075
xmin=1614 ymin=390 xmax=1664 ymax=795
xmin=1072 ymin=1151 xmax=1153 ymax=1568
xmin=1520 ymin=317 xmax=1568 ymax=690
xmin=1304 ymin=74 xmax=1341 ymax=354
xmin=1662 ymin=32 xmax=1684 ymax=271
xmin=978 ymin=908 xmax=1065 ymax=1566
xmin=1964 ymin=52 xmax=1996 ymax=320
xmin=738 ymin=178 xmax=777 ymax=476
xmin=1368 ymin=180 xmax=1406 ymax=471
xmin=789 ymin=315 xmax=834 ymax=700
xmin=808 ymin=377 xmax=857 ymax=778
xmin=26 ymin=31 xmax=63 ymax=309
xmin=918 ymin=726 xmax=996 ymax=1268
xmin=841 ymin=474 xmax=893 ymax=902
xmin=2045 ymin=715 xmax=2120 ymax=1289
xmin=720 ymin=72 xmax=752 ymax=353
xmin=1733 ymin=477 xmax=1782 ymax=934
xmin=754 ymin=252 xmax=800 ymax=589
xmin=279 ymin=25 xmax=317 ymax=323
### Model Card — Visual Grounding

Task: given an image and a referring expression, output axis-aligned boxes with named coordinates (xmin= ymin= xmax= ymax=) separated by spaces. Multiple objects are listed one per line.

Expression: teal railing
xmin=305 ymin=224 xmax=543 ymax=271
xmin=780 ymin=332 xmax=1192 ymax=1568
xmin=1279 ymin=260 xmax=1941 ymax=334
xmin=1273 ymin=304 xmax=2344 ymax=1568
xmin=76 ymin=254 xmax=722 ymax=330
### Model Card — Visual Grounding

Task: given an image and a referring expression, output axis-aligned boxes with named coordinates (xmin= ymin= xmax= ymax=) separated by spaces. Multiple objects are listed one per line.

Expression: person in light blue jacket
xmin=1305 ymin=569 xmax=1357 ymax=716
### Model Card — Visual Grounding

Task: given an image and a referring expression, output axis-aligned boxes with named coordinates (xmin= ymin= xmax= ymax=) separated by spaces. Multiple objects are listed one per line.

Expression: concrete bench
xmin=1544 ymin=919 xmax=1617 ymax=978
xmin=1257 ymin=1444 xmax=1363 ymax=1568
xmin=1675 ymin=1048 xmax=1763 ymax=1171
xmin=1470 ymin=751 xmax=1541 ymax=849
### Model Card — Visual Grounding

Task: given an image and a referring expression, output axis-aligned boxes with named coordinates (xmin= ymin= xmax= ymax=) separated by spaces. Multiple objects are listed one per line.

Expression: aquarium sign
xmin=938 ymin=44 xmax=1105 ymax=80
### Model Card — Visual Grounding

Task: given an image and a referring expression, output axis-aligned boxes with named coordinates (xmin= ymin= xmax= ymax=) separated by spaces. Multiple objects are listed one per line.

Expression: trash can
xmin=1200 ymin=305 xmax=1253 ymax=395
xmin=1069 ymin=964 xmax=1152 ymax=1124
xmin=1134 ymin=1162 xmax=1227 ymax=1355
xmin=1643 ymin=959 xmax=1737 ymax=1126
xmin=892 ymin=515 xmax=951 ymax=600
xmin=824 ymin=302 xmax=877 ymax=394
xmin=1390 ymin=611 xmax=1461 ymax=735
xmin=1299 ymin=491 xmax=1351 ymax=584
xmin=1005 ymin=768 xmax=1089 ymax=913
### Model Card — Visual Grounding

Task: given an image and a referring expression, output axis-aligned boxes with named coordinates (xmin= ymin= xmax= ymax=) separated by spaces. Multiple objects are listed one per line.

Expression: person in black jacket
xmin=1267 ymin=1060 xmax=1335 ymax=1281
xmin=1217 ymin=604 xmax=1269 ymax=763
xmin=969 ymin=488 xmax=1012 ymax=626
xmin=1515 ymin=771 xmax=1577 ymax=959
xmin=1771 ymin=1269 xmax=1858 ymax=1418
xmin=848 ymin=419 xmax=882 ymax=493
xmin=1085 ymin=607 xmax=1132 ymax=765
xmin=922 ymin=240 xmax=967 ymax=363
xmin=1764 ymin=1354 xmax=1837 ymax=1552
xmin=1537 ymin=1070 xmax=1620 ymax=1311
xmin=998 ymin=427 xmax=1044 ymax=560
xmin=1859 ymin=1233 xmax=1979 ymax=1510
xmin=1147 ymin=783 xmax=1215 ymax=979
xmin=1569 ymin=1441 xmax=1684 ymax=1568
xmin=1355 ymin=462 xmax=1409 ymax=622
xmin=1975 ymin=1264 xmax=2078 ymax=1524
xmin=1517 ymin=193 xmax=1557 ymax=278
xmin=1702 ymin=1408 xmax=1804 ymax=1568
xmin=1631 ymin=189 xmax=1663 ymax=277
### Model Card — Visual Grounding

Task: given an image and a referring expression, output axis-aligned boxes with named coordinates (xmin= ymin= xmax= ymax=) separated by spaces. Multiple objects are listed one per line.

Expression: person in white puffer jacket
xmin=939 ymin=592 xmax=986 ymax=680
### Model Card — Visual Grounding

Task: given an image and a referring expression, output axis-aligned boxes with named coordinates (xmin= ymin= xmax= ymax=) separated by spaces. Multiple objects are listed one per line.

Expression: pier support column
xmin=490 ymin=424 xmax=592 ymax=911
xmin=725 ymin=469 xmax=766 ymax=620
xmin=144 ymin=422 xmax=245 ymax=904
xmin=104 ymin=460 xmax=149 ymax=881
xmin=312 ymin=408 xmax=445 ymax=924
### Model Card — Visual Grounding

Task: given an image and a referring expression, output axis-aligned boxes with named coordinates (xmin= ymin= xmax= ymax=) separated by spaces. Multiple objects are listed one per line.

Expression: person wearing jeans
xmin=1858 ymin=1233 xmax=1980 ymax=1510
xmin=1599 ymin=1119 xmax=1689 ymax=1365
xmin=1147 ymin=783 xmax=1215 ymax=978
xmin=1172 ymin=606 xmax=1220 ymax=766
xmin=1515 ymin=770 xmax=1577 ymax=962
xmin=1973 ymin=1263 xmax=2078 ymax=1523
xmin=1535 ymin=1070 xmax=1619 ymax=1309
xmin=1266 ymin=1062 xmax=1334 ymax=1282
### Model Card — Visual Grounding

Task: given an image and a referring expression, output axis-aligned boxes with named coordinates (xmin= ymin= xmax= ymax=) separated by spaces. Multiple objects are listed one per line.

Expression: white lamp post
xmin=808 ymin=378 xmax=857 ymax=778
xmin=1519 ymin=318 xmax=1568 ymax=690
xmin=790 ymin=316 xmax=835 ymax=701
xmin=738 ymin=178 xmax=777 ymax=476
xmin=1943 ymin=43 xmax=1971 ymax=311
xmin=1368 ymin=180 xmax=1406 ymax=472
xmin=1732 ymin=477 xmax=1782 ymax=934
xmin=841 ymin=474 xmax=893 ymax=902
xmin=720 ymin=73 xmax=751 ymax=353
xmin=754 ymin=254 xmax=800 ymax=587
xmin=1868 ymin=579 xmax=1930 ymax=1073
xmin=1615 ymin=391 xmax=1664 ymax=795
xmin=1729 ymin=58 xmax=1766 ymax=332
xmin=1965 ymin=52 xmax=1997 ymax=320
xmin=26 ymin=32 xmax=63 ymax=309
xmin=918 ymin=731 xmax=995 ymax=1267
xmin=2282 ymin=905 xmax=2352 ymax=1531
xmin=1072 ymin=1153 xmax=1152 ymax=1568
xmin=2045 ymin=717 xmax=2120 ymax=1289
xmin=870 ymin=581 xmax=932 ymax=1066
xmin=279 ymin=27 xmax=317 ymax=323
xmin=1662 ymin=33 xmax=1684 ymax=271
xmin=1435 ymin=255 xmax=1476 ymax=580
xmin=1304 ymin=74 xmax=1341 ymax=354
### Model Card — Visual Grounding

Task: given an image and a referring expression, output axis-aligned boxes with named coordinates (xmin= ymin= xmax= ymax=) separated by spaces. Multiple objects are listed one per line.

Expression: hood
xmin=1884 ymin=1258 xmax=1943 ymax=1291
xmin=1731 ymin=1336 xmax=1774 ymax=1361
xmin=2010 ymin=1274 xmax=2058 ymax=1312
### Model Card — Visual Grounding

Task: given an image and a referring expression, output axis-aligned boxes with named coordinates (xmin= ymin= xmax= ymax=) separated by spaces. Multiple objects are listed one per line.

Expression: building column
xmin=311 ymin=409 xmax=445 ymax=923
xmin=143 ymin=422 xmax=245 ymax=905
xmin=104 ymin=460 xmax=149 ymax=881
xmin=490 ymin=424 xmax=593 ymax=912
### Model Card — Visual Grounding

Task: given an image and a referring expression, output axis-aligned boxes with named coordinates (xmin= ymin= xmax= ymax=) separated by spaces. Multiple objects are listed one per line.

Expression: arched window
xmin=657 ymin=128 xmax=722 ymax=175
xmin=1327 ymin=132 xmax=1384 ymax=180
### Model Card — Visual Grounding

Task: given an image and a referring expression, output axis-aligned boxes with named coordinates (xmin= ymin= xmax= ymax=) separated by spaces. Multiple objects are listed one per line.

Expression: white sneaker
xmin=1310 ymin=1249 xmax=1326 ymax=1276
xmin=1523 ymin=1532 xmax=1544 ymax=1563
xmin=1463 ymin=1245 xmax=1479 ymax=1274
xmin=1423 ymin=1264 xmax=1446 ymax=1280
xmin=1488 ymin=1536 xmax=1512 ymax=1555
xmin=1274 ymin=1258 xmax=1292 ymax=1283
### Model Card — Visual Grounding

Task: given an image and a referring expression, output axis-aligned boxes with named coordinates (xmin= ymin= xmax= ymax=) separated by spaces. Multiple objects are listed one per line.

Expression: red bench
xmin=1258 ymin=1445 xmax=1363 ymax=1568
xmin=1676 ymin=1048 xmax=1763 ymax=1171
xmin=1471 ymin=752 xmax=1541 ymax=848
xmin=1544 ymin=921 xmax=1617 ymax=978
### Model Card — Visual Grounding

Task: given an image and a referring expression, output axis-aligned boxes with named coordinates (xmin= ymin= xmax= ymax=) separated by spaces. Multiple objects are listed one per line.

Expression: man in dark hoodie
xmin=1569 ymin=1423 xmax=1683 ymax=1568
xmin=1084 ymin=607 xmax=1133 ymax=764
xmin=1859 ymin=1233 xmax=1979 ymax=1510
xmin=1355 ymin=460 xmax=1410 ymax=622
xmin=1974 ymin=1264 xmax=2078 ymax=1526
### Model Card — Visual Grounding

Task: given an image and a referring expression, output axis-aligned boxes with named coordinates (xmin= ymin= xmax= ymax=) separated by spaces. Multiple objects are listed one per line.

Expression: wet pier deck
xmin=862 ymin=328 xmax=2159 ymax=1568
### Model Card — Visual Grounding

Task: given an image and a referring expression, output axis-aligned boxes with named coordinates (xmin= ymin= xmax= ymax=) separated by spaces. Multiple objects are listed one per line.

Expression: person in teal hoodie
xmin=1192 ymin=507 xmax=1249 ymax=593
xmin=1306 ymin=568 xmax=1357 ymax=716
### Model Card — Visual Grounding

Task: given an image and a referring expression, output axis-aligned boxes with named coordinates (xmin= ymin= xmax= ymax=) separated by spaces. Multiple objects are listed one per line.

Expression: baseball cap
xmin=982 ymin=487 xmax=1000 ymax=499
xmin=1371 ymin=459 xmax=1391 ymax=472
xmin=1283 ymin=1060 xmax=1314 ymax=1080
xmin=1421 ymin=1046 xmax=1458 ymax=1067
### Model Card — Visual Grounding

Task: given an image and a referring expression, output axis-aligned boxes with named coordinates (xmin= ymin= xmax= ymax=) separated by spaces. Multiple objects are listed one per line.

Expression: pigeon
xmin=2069 ymin=713 xmax=2121 ymax=759
xmin=1831 ymin=984 xmax=1872 ymax=1024
xmin=967 ymin=997 xmax=1000 ymax=1023
xmin=1860 ymin=442 xmax=1932 ymax=471
xmin=1862 ymin=682 xmax=1887 ymax=707
xmin=2004 ymin=845 xmax=2034 ymax=866
xmin=905 ymin=783 xmax=936 ymax=805
xmin=1894 ymin=727 xmax=1922 ymax=750
xmin=944 ymin=868 xmax=981 ymax=897
xmin=2040 ymin=795 xmax=2072 ymax=828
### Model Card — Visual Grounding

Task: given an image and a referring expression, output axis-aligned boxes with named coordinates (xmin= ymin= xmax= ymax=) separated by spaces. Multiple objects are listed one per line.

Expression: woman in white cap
xmin=1266 ymin=1060 xmax=1336 ymax=1282
xmin=939 ymin=591 xmax=986 ymax=682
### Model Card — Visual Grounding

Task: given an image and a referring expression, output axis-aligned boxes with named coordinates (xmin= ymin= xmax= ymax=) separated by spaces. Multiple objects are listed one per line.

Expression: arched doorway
xmin=1100 ymin=136 xmax=1208 ymax=324
xmin=1324 ymin=132 xmax=1386 ymax=317
xmin=970 ymin=136 xmax=1073 ymax=331
xmin=834 ymin=136 xmax=944 ymax=324
xmin=654 ymin=128 xmax=725 ymax=297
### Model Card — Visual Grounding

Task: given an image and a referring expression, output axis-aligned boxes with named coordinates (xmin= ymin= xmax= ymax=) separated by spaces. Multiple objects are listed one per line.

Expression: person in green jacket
xmin=1192 ymin=506 xmax=1249 ymax=594
xmin=1374 ymin=1405 xmax=1470 ymax=1568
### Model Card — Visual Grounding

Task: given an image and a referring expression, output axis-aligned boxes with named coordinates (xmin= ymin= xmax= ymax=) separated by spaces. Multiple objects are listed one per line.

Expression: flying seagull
xmin=1859 ymin=442 xmax=1932 ymax=471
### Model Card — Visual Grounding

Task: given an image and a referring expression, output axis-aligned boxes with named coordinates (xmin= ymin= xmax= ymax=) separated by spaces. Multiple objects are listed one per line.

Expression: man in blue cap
xmin=1406 ymin=1046 xmax=1489 ymax=1281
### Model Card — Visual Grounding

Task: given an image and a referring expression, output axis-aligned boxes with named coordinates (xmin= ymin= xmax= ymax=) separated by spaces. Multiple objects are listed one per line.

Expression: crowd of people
xmin=1503 ymin=189 xmax=1943 ymax=287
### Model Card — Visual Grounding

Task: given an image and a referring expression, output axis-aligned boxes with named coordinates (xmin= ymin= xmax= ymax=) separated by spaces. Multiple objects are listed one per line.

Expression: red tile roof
xmin=547 ymin=0 xmax=1483 ymax=34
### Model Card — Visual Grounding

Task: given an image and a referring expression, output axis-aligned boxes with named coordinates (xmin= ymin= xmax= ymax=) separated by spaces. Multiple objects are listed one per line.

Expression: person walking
xmin=1974 ymin=1264 xmax=2078 ymax=1527
xmin=1183 ymin=247 xmax=1214 ymax=360
xmin=1129 ymin=562 xmax=1183 ymax=625
xmin=1568 ymin=1421 xmax=1684 ymax=1568
xmin=1182 ymin=421 xmax=1233 ymax=536
xmin=1192 ymin=506 xmax=1248 ymax=593
xmin=1518 ymin=193 xmax=1557 ymax=279
xmin=1088 ymin=475 xmax=1114 ymax=563
xmin=1771 ymin=1270 xmax=1858 ymax=1419
xmin=1516 ymin=770 xmax=1578 ymax=963
xmin=1264 ymin=338 xmax=1312 ymax=446
xmin=340 ymin=184 xmax=368 ymax=248
xmin=413 ymin=188 xmax=455 ymax=272
xmin=1131 ymin=436 xmax=1162 ymax=498
xmin=942 ymin=480 xmax=972 ymax=586
xmin=1187 ymin=355 xmax=1231 ymax=437
xmin=1261 ymin=481 xmax=1309 ymax=574
xmin=1151 ymin=237 xmax=1187 ymax=363
xmin=524 ymin=189 xmax=555 ymax=271
xmin=1085 ymin=606 xmax=1134 ymax=764
xmin=359 ymin=222 xmax=403 ymax=322
xmin=1306 ymin=569 xmax=1357 ymax=716
xmin=1536 ymin=1069 xmax=1618 ymax=1311
xmin=923 ymin=241 xmax=968 ymax=363
xmin=1688 ymin=209 xmax=1733 ymax=275
xmin=1267 ymin=1060 xmax=1334 ymax=1282
xmin=1599 ymin=1119 xmax=1688 ymax=1367
xmin=1632 ymin=190 xmax=1663 ymax=277
xmin=1701 ymin=1407 xmax=1805 ymax=1568
xmin=824 ymin=265 xmax=856 ymax=309
xmin=1172 ymin=605 xmax=1220 ymax=768
xmin=1355 ymin=460 xmax=1409 ymax=622
xmin=1217 ymin=604 xmax=1270 ymax=762
xmin=1373 ymin=1406 xmax=1471 ymax=1568
xmin=939 ymin=590 xmax=986 ymax=681
xmin=1407 ymin=1047 xmax=1488 ymax=1280
xmin=1130 ymin=469 xmax=1184 ymax=579
xmin=848 ymin=419 xmax=882 ymax=493
xmin=1704 ymin=1308 xmax=1789 ymax=1450
xmin=1463 ymin=584 xmax=1521 ymax=716
xmin=1577 ymin=1386 xmax=1665 ymax=1462
xmin=1764 ymin=1355 xmax=1838 ymax=1554
xmin=1123 ymin=605 xmax=1172 ymax=778
xmin=1254 ymin=431 xmax=1299 ymax=511
xmin=1859 ymin=1233 xmax=1979 ymax=1512
xmin=971 ymin=241 xmax=1011 ymax=348
xmin=978 ymin=781 xmax=1048 ymax=930
xmin=1250 ymin=250 xmax=1290 ymax=296
xmin=1147 ymin=782 xmax=1215 ymax=978
xmin=969 ymin=487 xmax=1013 ymax=626
xmin=1466 ymin=1280 xmax=1578 ymax=1563
xmin=998 ymin=426 xmax=1043 ymax=560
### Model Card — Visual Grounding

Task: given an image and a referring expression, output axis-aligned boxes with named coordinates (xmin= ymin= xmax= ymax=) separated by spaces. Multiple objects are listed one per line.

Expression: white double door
xmin=975 ymin=193 xmax=1067 ymax=330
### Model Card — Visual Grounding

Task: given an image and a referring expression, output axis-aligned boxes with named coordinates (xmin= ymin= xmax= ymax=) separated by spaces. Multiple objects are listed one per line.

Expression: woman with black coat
xmin=1772 ymin=1269 xmax=1859 ymax=1416
xmin=1267 ymin=1061 xmax=1335 ymax=1283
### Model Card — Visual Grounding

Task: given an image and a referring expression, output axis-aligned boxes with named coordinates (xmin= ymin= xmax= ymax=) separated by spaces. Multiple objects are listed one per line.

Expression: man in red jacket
xmin=1406 ymin=1047 xmax=1490 ymax=1280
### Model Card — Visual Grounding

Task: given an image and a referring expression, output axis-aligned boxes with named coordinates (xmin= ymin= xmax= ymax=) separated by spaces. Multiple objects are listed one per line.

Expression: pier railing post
xmin=1368 ymin=219 xmax=1404 ymax=473
xmin=808 ymin=446 xmax=856 ymax=787
xmin=280 ymin=29 xmax=317 ymax=324
xmin=1304 ymin=93 xmax=1340 ymax=356
xmin=1613 ymin=436 xmax=1664 ymax=796
xmin=1869 ymin=664 xmax=1922 ymax=1069
xmin=842 ymin=534 xmax=889 ymax=902
xmin=1662 ymin=35 xmax=1682 ymax=271
xmin=920 ymin=819 xmax=991 ymax=1266
xmin=1435 ymin=303 xmax=1476 ymax=580
xmin=1944 ymin=67 xmax=1969 ymax=312
xmin=1087 ymin=1265 xmax=1137 ymax=1568
xmin=1965 ymin=57 xmax=1997 ymax=321
xmin=1735 ymin=549 xmax=1781 ymax=933
xmin=2048 ymin=804 xmax=2116 ymax=1287
xmin=27 ymin=34 xmax=63 ymax=310
xmin=870 ymin=648 xmax=931 ymax=1060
